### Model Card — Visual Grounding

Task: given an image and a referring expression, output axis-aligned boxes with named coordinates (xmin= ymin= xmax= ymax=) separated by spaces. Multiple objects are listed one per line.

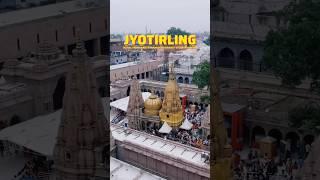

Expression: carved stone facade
xmin=53 ymin=40 xmax=108 ymax=180
xmin=127 ymin=77 xmax=144 ymax=130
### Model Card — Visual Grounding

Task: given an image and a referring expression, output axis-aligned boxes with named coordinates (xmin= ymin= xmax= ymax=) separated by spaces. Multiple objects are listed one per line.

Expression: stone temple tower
xmin=127 ymin=77 xmax=144 ymax=130
xmin=53 ymin=34 xmax=108 ymax=180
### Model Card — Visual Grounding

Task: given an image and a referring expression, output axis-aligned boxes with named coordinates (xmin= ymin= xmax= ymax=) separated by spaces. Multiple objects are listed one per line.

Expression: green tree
xmin=166 ymin=27 xmax=190 ymax=36
xmin=289 ymin=103 xmax=320 ymax=132
xmin=192 ymin=61 xmax=210 ymax=89
xmin=203 ymin=37 xmax=210 ymax=46
xmin=192 ymin=61 xmax=210 ymax=104
xmin=263 ymin=0 xmax=320 ymax=92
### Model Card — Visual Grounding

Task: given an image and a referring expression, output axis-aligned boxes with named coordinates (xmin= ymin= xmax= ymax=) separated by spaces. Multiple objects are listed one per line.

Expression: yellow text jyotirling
xmin=124 ymin=34 xmax=197 ymax=46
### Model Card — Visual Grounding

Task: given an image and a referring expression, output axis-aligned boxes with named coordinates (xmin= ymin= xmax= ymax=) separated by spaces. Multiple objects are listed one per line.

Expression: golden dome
xmin=144 ymin=93 xmax=162 ymax=116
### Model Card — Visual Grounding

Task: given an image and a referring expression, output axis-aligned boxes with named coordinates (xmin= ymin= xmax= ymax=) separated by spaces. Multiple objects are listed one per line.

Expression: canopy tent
xmin=0 ymin=110 xmax=62 ymax=158
xmin=159 ymin=122 xmax=172 ymax=134
xmin=110 ymin=92 xmax=150 ymax=112
xmin=179 ymin=117 xmax=193 ymax=130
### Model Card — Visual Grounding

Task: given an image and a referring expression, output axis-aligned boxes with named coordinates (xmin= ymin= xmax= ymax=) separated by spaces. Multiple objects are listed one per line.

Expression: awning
xmin=0 ymin=110 xmax=62 ymax=157
xmin=180 ymin=117 xmax=193 ymax=130
xmin=110 ymin=92 xmax=150 ymax=112
xmin=159 ymin=122 xmax=172 ymax=134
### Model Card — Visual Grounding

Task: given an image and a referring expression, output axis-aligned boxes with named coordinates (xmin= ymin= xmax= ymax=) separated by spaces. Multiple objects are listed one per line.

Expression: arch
xmin=252 ymin=126 xmax=266 ymax=142
xmin=239 ymin=50 xmax=253 ymax=71
xmin=141 ymin=73 xmax=145 ymax=79
xmin=178 ymin=77 xmax=183 ymax=83
xmin=143 ymin=89 xmax=147 ymax=92
xmin=53 ymin=76 xmax=66 ymax=110
xmin=160 ymin=91 xmax=164 ymax=97
xmin=156 ymin=91 xmax=160 ymax=96
xmin=217 ymin=48 xmax=235 ymax=68
xmin=268 ymin=129 xmax=283 ymax=143
xmin=184 ymin=77 xmax=189 ymax=84
xmin=147 ymin=89 xmax=151 ymax=93
xmin=303 ymin=134 xmax=315 ymax=145
xmin=113 ymin=98 xmax=117 ymax=101
xmin=127 ymin=86 xmax=131 ymax=96
xmin=136 ymin=74 xmax=140 ymax=79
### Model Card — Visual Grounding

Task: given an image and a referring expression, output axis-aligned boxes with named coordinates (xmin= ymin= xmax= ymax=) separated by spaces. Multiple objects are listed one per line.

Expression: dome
xmin=144 ymin=93 xmax=162 ymax=116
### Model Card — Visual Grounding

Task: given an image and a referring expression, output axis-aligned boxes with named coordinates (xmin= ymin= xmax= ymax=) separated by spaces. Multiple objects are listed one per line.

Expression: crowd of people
xmin=233 ymin=149 xmax=306 ymax=180
xmin=160 ymin=105 xmax=209 ymax=149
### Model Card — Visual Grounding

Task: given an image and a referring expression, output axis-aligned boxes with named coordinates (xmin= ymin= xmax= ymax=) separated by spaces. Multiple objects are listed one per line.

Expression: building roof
xmin=0 ymin=0 xmax=104 ymax=28
xmin=111 ymin=124 xmax=210 ymax=168
xmin=110 ymin=157 xmax=166 ymax=180
xmin=0 ymin=110 xmax=61 ymax=157
xmin=110 ymin=60 xmax=158 ymax=70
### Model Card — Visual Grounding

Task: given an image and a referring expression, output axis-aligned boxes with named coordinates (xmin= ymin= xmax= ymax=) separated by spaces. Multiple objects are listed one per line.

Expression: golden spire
xmin=159 ymin=63 xmax=183 ymax=127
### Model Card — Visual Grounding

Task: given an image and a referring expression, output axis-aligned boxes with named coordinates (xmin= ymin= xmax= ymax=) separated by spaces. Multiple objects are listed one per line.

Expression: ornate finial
xmin=169 ymin=63 xmax=174 ymax=73
xmin=73 ymin=28 xmax=86 ymax=56
xmin=168 ymin=63 xmax=175 ymax=80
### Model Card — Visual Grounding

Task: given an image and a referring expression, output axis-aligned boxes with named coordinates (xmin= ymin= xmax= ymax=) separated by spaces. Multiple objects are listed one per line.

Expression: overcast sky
xmin=110 ymin=0 xmax=210 ymax=34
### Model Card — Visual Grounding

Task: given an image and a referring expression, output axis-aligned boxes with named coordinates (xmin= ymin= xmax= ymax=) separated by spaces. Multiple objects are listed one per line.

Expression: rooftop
xmin=0 ymin=0 xmax=104 ymax=28
xmin=111 ymin=124 xmax=210 ymax=168
xmin=110 ymin=157 xmax=166 ymax=180
xmin=110 ymin=60 xmax=160 ymax=70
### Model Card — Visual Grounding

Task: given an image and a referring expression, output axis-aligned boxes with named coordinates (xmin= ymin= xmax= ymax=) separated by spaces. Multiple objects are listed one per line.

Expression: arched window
xmin=217 ymin=48 xmax=235 ymax=68
xmin=239 ymin=50 xmax=253 ymax=71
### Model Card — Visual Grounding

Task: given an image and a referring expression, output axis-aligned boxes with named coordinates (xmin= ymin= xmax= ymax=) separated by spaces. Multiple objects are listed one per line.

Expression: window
xmin=55 ymin=30 xmax=58 ymax=41
xmin=89 ymin=22 xmax=92 ymax=33
xmin=37 ymin=33 xmax=40 ymax=44
xmin=17 ymin=38 xmax=21 ymax=51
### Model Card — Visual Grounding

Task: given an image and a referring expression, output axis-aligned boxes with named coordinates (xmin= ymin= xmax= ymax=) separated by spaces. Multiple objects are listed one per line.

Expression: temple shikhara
xmin=53 ymin=36 xmax=108 ymax=179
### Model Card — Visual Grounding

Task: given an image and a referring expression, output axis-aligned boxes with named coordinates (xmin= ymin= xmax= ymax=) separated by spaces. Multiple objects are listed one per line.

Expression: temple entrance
xmin=53 ymin=77 xmax=65 ymax=110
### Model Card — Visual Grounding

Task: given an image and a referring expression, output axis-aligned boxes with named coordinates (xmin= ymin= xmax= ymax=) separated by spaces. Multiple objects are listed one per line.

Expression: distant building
xmin=212 ymin=0 xmax=291 ymax=72
xmin=0 ymin=0 xmax=107 ymax=60
xmin=110 ymin=51 xmax=127 ymax=65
